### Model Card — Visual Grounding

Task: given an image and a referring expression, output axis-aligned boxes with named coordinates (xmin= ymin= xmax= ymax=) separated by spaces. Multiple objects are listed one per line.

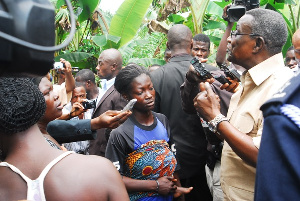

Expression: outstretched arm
xmin=60 ymin=58 xmax=75 ymax=93
xmin=47 ymin=110 xmax=131 ymax=143
xmin=216 ymin=6 xmax=234 ymax=66
xmin=91 ymin=110 xmax=131 ymax=130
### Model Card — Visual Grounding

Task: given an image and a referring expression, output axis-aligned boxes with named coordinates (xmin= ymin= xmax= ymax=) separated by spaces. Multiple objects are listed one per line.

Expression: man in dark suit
xmin=75 ymin=48 xmax=127 ymax=157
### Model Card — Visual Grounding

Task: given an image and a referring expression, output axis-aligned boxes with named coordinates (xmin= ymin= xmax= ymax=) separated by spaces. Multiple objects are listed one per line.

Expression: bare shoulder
xmin=66 ymin=154 xmax=121 ymax=180
xmin=45 ymin=154 xmax=129 ymax=201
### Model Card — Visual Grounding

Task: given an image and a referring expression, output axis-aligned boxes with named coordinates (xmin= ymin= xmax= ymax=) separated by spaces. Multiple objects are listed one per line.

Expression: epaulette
xmin=261 ymin=72 xmax=300 ymax=111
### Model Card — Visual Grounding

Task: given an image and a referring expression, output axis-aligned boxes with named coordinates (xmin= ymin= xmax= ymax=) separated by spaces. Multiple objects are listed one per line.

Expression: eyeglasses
xmin=294 ymin=49 xmax=300 ymax=54
xmin=230 ymin=30 xmax=261 ymax=38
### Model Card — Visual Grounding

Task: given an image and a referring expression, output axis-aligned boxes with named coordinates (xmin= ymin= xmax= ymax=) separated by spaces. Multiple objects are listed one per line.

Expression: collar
xmin=169 ymin=54 xmax=193 ymax=62
xmin=101 ymin=77 xmax=116 ymax=90
xmin=246 ymin=53 xmax=284 ymax=86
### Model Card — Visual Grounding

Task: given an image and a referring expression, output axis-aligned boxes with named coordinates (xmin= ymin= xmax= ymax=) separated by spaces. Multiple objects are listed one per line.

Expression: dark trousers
xmin=179 ymin=171 xmax=212 ymax=201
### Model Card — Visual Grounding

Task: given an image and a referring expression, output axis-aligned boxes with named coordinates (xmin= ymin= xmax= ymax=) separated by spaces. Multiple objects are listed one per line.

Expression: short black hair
xmin=0 ymin=77 xmax=46 ymax=135
xmin=193 ymin=34 xmax=210 ymax=45
xmin=75 ymin=69 xmax=95 ymax=84
xmin=246 ymin=8 xmax=288 ymax=55
xmin=114 ymin=63 xmax=149 ymax=95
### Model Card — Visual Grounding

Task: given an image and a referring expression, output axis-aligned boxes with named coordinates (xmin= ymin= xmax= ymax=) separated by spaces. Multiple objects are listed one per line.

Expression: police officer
xmin=254 ymin=30 xmax=300 ymax=201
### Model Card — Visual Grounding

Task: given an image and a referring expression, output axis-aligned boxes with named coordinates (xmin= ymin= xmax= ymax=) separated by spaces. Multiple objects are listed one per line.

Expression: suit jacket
xmin=47 ymin=119 xmax=95 ymax=144
xmin=88 ymin=85 xmax=127 ymax=157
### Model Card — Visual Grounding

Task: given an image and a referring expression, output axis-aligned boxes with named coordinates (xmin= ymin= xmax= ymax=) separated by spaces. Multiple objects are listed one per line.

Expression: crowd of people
xmin=0 ymin=6 xmax=300 ymax=201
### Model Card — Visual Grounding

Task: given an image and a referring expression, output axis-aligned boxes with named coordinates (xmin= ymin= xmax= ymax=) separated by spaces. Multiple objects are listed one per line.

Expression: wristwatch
xmin=208 ymin=114 xmax=228 ymax=133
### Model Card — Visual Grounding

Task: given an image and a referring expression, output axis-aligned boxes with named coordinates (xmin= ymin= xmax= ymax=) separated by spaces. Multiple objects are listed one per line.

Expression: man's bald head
xmin=292 ymin=29 xmax=300 ymax=46
xmin=292 ymin=29 xmax=300 ymax=64
xmin=99 ymin=48 xmax=123 ymax=70
xmin=96 ymin=48 xmax=123 ymax=80
xmin=167 ymin=24 xmax=193 ymax=51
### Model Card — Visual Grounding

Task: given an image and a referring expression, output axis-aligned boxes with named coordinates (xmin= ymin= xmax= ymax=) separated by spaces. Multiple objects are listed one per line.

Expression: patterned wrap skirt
xmin=124 ymin=140 xmax=177 ymax=201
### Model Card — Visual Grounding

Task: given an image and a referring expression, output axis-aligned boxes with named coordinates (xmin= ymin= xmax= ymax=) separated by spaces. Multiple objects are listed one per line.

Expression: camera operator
xmin=58 ymin=84 xmax=95 ymax=154
xmin=225 ymin=0 xmax=259 ymax=22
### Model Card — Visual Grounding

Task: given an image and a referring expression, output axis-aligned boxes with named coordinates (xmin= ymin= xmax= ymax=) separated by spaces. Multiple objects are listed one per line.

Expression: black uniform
xmin=255 ymin=73 xmax=300 ymax=201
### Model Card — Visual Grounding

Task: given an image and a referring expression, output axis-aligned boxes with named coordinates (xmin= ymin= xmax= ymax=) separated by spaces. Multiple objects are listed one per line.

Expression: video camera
xmin=82 ymin=100 xmax=96 ymax=110
xmin=190 ymin=58 xmax=232 ymax=85
xmin=0 ymin=0 xmax=75 ymax=76
xmin=225 ymin=0 xmax=260 ymax=22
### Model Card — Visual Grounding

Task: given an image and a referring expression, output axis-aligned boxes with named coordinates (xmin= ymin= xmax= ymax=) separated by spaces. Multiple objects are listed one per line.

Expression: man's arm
xmin=180 ymin=78 xmax=199 ymax=114
xmin=180 ymin=65 xmax=232 ymax=115
xmin=214 ymin=121 xmax=258 ymax=166
xmin=194 ymin=82 xmax=258 ymax=167
xmin=47 ymin=110 xmax=131 ymax=143
xmin=216 ymin=6 xmax=234 ymax=66
xmin=60 ymin=58 xmax=75 ymax=93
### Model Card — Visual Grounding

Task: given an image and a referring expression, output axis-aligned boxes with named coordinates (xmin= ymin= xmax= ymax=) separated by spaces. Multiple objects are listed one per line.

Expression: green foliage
xmin=168 ymin=14 xmax=185 ymax=24
xmin=204 ymin=20 xmax=226 ymax=31
xmin=92 ymin=34 xmax=121 ymax=49
xmin=77 ymin=0 xmax=99 ymax=23
xmin=189 ymin=0 xmax=211 ymax=33
xmin=55 ymin=52 xmax=93 ymax=62
xmin=131 ymin=30 xmax=167 ymax=65
xmin=263 ymin=0 xmax=300 ymax=55
xmin=96 ymin=10 xmax=113 ymax=34
xmin=52 ymin=0 xmax=300 ymax=70
xmin=109 ymin=0 xmax=153 ymax=47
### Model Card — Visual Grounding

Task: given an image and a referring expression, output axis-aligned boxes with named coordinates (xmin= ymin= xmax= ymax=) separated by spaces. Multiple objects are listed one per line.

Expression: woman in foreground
xmin=0 ymin=77 xmax=130 ymax=201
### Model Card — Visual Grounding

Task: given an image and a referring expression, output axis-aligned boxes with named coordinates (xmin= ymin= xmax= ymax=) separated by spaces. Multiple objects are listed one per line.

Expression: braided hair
xmin=114 ymin=63 xmax=149 ymax=95
xmin=0 ymin=77 xmax=46 ymax=135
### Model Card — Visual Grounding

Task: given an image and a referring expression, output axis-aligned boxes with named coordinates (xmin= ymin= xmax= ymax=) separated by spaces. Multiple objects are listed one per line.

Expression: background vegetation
xmin=50 ymin=0 xmax=300 ymax=71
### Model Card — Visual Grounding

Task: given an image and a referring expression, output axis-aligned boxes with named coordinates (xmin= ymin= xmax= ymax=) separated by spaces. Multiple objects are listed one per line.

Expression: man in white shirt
xmin=61 ymin=85 xmax=92 ymax=154
xmin=53 ymin=58 xmax=75 ymax=106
